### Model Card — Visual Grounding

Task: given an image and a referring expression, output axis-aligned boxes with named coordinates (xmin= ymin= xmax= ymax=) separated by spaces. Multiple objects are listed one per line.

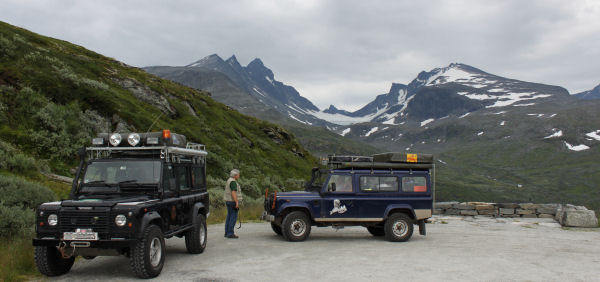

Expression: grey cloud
xmin=2 ymin=0 xmax=599 ymax=110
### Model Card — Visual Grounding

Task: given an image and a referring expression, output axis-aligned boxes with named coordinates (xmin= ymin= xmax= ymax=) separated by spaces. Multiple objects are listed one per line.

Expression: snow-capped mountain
xmin=316 ymin=63 xmax=569 ymax=126
xmin=574 ymin=84 xmax=600 ymax=100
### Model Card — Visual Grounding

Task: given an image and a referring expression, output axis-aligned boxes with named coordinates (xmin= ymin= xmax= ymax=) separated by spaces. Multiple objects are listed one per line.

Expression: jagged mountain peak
xmin=246 ymin=58 xmax=274 ymax=80
xmin=187 ymin=54 xmax=224 ymax=67
xmin=225 ymin=55 xmax=243 ymax=68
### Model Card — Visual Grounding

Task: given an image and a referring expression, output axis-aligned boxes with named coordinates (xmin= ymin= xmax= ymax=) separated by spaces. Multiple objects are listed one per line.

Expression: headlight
xmin=48 ymin=214 xmax=58 ymax=226
xmin=127 ymin=133 xmax=140 ymax=146
xmin=109 ymin=133 xmax=122 ymax=146
xmin=115 ymin=214 xmax=127 ymax=226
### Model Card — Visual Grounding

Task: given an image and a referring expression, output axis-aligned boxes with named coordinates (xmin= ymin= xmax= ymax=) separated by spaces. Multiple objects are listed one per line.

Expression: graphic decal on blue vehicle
xmin=329 ymin=199 xmax=347 ymax=215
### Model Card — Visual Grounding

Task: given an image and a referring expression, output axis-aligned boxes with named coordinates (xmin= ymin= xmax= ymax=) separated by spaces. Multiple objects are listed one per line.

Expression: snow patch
xmin=438 ymin=159 xmax=447 ymax=165
xmin=543 ymin=129 xmax=562 ymax=139
xmin=288 ymin=114 xmax=311 ymax=125
xmin=420 ymin=119 xmax=434 ymax=127
xmin=365 ymin=127 xmax=379 ymax=137
xmin=265 ymin=76 xmax=274 ymax=85
xmin=341 ymin=128 xmax=351 ymax=137
xmin=488 ymin=88 xmax=506 ymax=92
xmin=585 ymin=130 xmax=600 ymax=141
xmin=564 ymin=142 xmax=590 ymax=151
xmin=459 ymin=112 xmax=470 ymax=119
xmin=500 ymin=121 xmax=505 ymax=126
xmin=477 ymin=131 xmax=484 ymax=136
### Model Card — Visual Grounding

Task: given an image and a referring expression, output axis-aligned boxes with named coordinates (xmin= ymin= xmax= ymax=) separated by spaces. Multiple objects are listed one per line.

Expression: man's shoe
xmin=226 ymin=234 xmax=239 ymax=239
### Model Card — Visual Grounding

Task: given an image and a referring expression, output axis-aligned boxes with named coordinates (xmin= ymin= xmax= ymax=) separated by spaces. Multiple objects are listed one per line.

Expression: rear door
xmin=356 ymin=174 xmax=400 ymax=220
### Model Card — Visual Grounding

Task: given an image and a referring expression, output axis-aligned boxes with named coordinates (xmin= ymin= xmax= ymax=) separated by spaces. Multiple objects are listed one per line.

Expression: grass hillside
xmin=0 ymin=21 xmax=317 ymax=183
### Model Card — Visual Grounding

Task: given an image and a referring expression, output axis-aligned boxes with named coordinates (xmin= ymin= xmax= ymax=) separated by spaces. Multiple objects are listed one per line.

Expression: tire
xmin=271 ymin=222 xmax=283 ymax=236
xmin=34 ymin=245 xmax=75 ymax=276
xmin=384 ymin=213 xmax=414 ymax=242
xmin=130 ymin=225 xmax=166 ymax=278
xmin=366 ymin=226 xmax=385 ymax=236
xmin=185 ymin=214 xmax=207 ymax=254
xmin=282 ymin=211 xmax=311 ymax=242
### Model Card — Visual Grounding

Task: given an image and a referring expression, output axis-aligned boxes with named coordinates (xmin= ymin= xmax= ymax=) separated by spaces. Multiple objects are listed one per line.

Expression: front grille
xmin=59 ymin=209 xmax=110 ymax=238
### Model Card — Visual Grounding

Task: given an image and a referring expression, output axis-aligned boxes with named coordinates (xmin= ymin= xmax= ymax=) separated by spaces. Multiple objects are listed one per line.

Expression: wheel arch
xmin=384 ymin=205 xmax=416 ymax=221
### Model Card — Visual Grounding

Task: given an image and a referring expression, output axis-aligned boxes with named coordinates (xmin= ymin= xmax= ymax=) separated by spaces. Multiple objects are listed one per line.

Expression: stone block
xmin=435 ymin=201 xmax=459 ymax=209
xmin=475 ymin=204 xmax=496 ymax=210
xmin=453 ymin=203 xmax=475 ymax=210
xmin=445 ymin=209 xmax=460 ymax=215
xmin=498 ymin=203 xmax=519 ymax=209
xmin=433 ymin=209 xmax=444 ymax=215
xmin=537 ymin=204 xmax=559 ymax=215
xmin=516 ymin=209 xmax=534 ymax=215
xmin=478 ymin=209 xmax=498 ymax=216
xmin=499 ymin=208 xmax=515 ymax=215
xmin=538 ymin=214 xmax=554 ymax=218
xmin=460 ymin=210 xmax=478 ymax=216
xmin=521 ymin=214 xmax=537 ymax=218
xmin=518 ymin=203 xmax=538 ymax=210
xmin=563 ymin=210 xmax=599 ymax=228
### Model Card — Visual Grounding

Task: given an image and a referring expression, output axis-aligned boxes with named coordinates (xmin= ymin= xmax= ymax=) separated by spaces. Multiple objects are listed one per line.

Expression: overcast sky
xmin=3 ymin=0 xmax=599 ymax=111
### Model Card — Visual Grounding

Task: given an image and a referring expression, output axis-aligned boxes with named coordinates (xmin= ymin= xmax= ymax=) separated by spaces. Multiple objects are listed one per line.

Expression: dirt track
xmin=47 ymin=216 xmax=600 ymax=282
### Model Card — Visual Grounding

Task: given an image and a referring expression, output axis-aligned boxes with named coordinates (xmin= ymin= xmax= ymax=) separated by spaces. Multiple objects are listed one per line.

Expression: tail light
xmin=272 ymin=191 xmax=277 ymax=210
xmin=265 ymin=188 xmax=269 ymax=199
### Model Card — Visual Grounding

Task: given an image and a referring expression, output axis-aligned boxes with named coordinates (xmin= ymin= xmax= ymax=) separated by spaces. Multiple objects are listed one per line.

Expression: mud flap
xmin=418 ymin=220 xmax=426 ymax=236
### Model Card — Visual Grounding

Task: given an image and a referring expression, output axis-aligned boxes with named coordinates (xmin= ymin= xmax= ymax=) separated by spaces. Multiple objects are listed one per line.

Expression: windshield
xmin=83 ymin=160 xmax=162 ymax=184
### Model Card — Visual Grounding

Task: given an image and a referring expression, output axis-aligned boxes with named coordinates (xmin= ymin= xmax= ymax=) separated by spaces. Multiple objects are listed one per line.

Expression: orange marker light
xmin=272 ymin=191 xmax=277 ymax=210
xmin=407 ymin=154 xmax=418 ymax=163
xmin=128 ymin=223 xmax=133 ymax=228
xmin=414 ymin=185 xmax=427 ymax=192
xmin=162 ymin=129 xmax=171 ymax=139
xmin=39 ymin=222 xmax=44 ymax=226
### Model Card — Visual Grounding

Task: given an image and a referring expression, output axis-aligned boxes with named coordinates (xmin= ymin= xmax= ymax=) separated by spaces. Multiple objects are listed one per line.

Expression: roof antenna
xmin=146 ymin=112 xmax=164 ymax=134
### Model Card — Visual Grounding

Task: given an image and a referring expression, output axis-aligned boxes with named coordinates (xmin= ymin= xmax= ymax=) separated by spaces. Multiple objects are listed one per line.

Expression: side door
xmin=173 ymin=164 xmax=192 ymax=226
xmin=319 ymin=173 xmax=357 ymax=221
xmin=356 ymin=174 xmax=399 ymax=220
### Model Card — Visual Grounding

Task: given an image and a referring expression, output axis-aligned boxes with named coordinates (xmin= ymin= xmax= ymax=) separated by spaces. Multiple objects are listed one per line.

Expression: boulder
xmin=499 ymin=208 xmax=515 ymax=215
xmin=521 ymin=214 xmax=537 ymax=218
xmin=538 ymin=214 xmax=554 ymax=218
xmin=562 ymin=210 xmax=599 ymax=228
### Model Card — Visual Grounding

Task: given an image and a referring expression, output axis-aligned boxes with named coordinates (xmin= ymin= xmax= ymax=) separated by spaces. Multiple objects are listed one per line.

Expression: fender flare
xmin=190 ymin=202 xmax=207 ymax=225
xmin=384 ymin=204 xmax=416 ymax=219
xmin=278 ymin=202 xmax=314 ymax=219
xmin=137 ymin=211 xmax=162 ymax=238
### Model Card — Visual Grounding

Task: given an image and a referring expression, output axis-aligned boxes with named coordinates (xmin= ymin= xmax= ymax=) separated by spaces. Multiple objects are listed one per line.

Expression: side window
xmin=163 ymin=165 xmax=176 ymax=193
xmin=327 ymin=175 xmax=353 ymax=192
xmin=175 ymin=166 xmax=190 ymax=191
xmin=359 ymin=176 xmax=398 ymax=192
xmin=191 ymin=166 xmax=206 ymax=191
xmin=402 ymin=176 xmax=427 ymax=192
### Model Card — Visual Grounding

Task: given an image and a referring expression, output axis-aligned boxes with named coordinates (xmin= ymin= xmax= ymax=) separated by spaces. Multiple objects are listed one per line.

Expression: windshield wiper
xmin=84 ymin=180 xmax=112 ymax=187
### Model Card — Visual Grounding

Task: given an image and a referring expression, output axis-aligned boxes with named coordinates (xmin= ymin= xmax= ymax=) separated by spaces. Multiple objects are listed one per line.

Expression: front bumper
xmin=261 ymin=211 xmax=275 ymax=222
xmin=33 ymin=238 xmax=137 ymax=248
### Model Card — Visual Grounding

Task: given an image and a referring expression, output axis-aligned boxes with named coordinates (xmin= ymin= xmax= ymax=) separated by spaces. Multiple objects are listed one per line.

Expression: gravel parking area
xmin=48 ymin=216 xmax=600 ymax=282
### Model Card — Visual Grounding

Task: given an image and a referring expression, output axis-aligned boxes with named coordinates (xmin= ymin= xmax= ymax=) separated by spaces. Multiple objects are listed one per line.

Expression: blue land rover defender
xmin=262 ymin=153 xmax=433 ymax=242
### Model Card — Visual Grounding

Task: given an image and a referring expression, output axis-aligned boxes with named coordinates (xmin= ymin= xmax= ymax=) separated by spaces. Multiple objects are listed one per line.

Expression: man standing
xmin=224 ymin=169 xmax=242 ymax=238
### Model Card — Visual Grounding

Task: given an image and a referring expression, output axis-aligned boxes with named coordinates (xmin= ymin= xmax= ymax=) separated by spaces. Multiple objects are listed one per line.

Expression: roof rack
xmin=324 ymin=152 xmax=434 ymax=169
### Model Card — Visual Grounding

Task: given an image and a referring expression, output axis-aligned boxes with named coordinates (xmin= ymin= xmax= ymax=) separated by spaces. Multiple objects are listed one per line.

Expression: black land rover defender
xmin=33 ymin=130 xmax=209 ymax=278
xmin=262 ymin=153 xmax=434 ymax=242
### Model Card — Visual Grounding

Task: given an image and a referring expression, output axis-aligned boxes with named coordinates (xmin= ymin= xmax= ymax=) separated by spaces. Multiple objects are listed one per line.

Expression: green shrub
xmin=0 ymin=140 xmax=37 ymax=173
xmin=0 ymin=205 xmax=35 ymax=237
xmin=0 ymin=174 xmax=55 ymax=209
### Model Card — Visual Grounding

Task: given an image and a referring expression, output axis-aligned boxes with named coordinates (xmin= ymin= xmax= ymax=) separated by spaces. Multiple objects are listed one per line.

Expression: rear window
xmin=359 ymin=176 xmax=398 ymax=192
xmin=402 ymin=177 xmax=427 ymax=192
